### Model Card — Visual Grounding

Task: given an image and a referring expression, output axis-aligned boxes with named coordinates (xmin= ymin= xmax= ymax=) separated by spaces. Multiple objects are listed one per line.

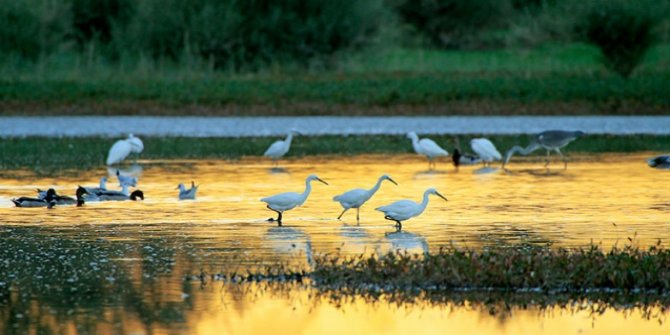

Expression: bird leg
xmin=266 ymin=205 xmax=283 ymax=225
xmin=384 ymin=215 xmax=402 ymax=230
xmin=556 ymin=148 xmax=568 ymax=169
xmin=337 ymin=208 xmax=349 ymax=220
xmin=544 ymin=150 xmax=551 ymax=168
xmin=356 ymin=208 xmax=360 ymax=224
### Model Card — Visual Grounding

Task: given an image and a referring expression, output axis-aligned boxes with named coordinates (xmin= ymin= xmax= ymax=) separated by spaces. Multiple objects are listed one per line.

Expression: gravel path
xmin=2 ymin=116 xmax=670 ymax=137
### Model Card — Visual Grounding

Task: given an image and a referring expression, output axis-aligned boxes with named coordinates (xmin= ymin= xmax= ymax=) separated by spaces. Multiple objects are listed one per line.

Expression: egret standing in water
xmin=264 ymin=130 xmax=300 ymax=166
xmin=106 ymin=134 xmax=144 ymax=165
xmin=407 ymin=132 xmax=449 ymax=170
xmin=503 ymin=130 xmax=585 ymax=170
xmin=375 ymin=188 xmax=448 ymax=230
xmin=261 ymin=174 xmax=328 ymax=225
xmin=470 ymin=138 xmax=502 ymax=167
xmin=333 ymin=174 xmax=398 ymax=223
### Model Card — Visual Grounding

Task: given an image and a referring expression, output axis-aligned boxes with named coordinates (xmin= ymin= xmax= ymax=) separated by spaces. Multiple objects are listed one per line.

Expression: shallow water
xmin=1 ymin=154 xmax=669 ymax=334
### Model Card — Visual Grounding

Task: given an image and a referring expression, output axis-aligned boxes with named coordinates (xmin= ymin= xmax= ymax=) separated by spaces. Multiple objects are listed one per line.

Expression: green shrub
xmin=70 ymin=0 xmax=134 ymax=44
xmin=391 ymin=0 xmax=513 ymax=48
xmin=578 ymin=0 xmax=657 ymax=77
xmin=0 ymin=0 xmax=71 ymax=60
xmin=117 ymin=0 xmax=387 ymax=69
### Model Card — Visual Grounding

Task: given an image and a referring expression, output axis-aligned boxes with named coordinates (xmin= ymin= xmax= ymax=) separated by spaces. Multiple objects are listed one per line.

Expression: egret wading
xmin=503 ymin=130 xmax=585 ymax=170
xmin=375 ymin=188 xmax=448 ymax=230
xmin=261 ymin=174 xmax=328 ymax=225
xmin=333 ymin=174 xmax=398 ymax=223
xmin=407 ymin=132 xmax=449 ymax=170
xmin=470 ymin=138 xmax=502 ymax=167
xmin=648 ymin=155 xmax=670 ymax=169
xmin=106 ymin=134 xmax=144 ymax=165
xmin=264 ymin=130 xmax=300 ymax=166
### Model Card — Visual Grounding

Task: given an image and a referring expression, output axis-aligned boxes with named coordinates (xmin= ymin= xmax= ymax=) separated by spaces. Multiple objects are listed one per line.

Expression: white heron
xmin=375 ymin=188 xmax=448 ymax=230
xmin=503 ymin=130 xmax=585 ymax=170
xmin=333 ymin=174 xmax=398 ymax=223
xmin=116 ymin=170 xmax=138 ymax=187
xmin=648 ymin=155 xmax=670 ymax=169
xmin=470 ymin=138 xmax=502 ymax=167
xmin=106 ymin=134 xmax=143 ymax=165
xmin=407 ymin=132 xmax=449 ymax=169
xmin=177 ymin=181 xmax=198 ymax=200
xmin=261 ymin=174 xmax=328 ymax=224
xmin=264 ymin=130 xmax=300 ymax=165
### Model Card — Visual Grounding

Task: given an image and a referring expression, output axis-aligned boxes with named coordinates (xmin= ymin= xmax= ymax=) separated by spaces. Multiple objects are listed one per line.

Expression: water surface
xmin=0 ymin=154 xmax=669 ymax=334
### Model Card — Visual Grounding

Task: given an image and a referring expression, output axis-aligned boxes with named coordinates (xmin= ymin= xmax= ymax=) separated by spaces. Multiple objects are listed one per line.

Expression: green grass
xmin=1 ymin=44 xmax=670 ymax=115
xmin=1 ymin=134 xmax=668 ymax=174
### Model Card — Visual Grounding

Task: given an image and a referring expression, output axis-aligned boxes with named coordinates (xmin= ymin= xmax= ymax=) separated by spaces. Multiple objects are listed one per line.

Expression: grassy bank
xmin=2 ymin=44 xmax=670 ymax=116
xmin=0 ymin=134 xmax=667 ymax=173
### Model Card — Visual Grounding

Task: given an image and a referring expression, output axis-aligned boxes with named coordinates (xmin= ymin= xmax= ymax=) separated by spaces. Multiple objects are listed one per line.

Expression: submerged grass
xmin=0 ymin=134 xmax=668 ymax=173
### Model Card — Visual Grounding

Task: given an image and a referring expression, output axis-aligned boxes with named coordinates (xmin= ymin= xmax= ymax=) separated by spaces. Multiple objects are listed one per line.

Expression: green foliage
xmin=578 ymin=0 xmax=658 ymax=77
xmin=391 ymin=0 xmax=513 ymax=48
xmin=70 ymin=0 xmax=134 ymax=44
xmin=0 ymin=0 xmax=71 ymax=60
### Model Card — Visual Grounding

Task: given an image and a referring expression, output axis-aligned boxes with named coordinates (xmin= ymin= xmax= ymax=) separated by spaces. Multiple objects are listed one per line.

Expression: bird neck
xmin=121 ymin=184 xmax=129 ymax=196
xmin=367 ymin=177 xmax=386 ymax=197
xmin=409 ymin=136 xmax=421 ymax=152
xmin=100 ymin=178 xmax=107 ymax=189
xmin=504 ymin=143 xmax=540 ymax=164
xmin=299 ymin=179 xmax=313 ymax=204
xmin=178 ymin=185 xmax=186 ymax=192
xmin=417 ymin=191 xmax=432 ymax=215
xmin=285 ymin=133 xmax=294 ymax=145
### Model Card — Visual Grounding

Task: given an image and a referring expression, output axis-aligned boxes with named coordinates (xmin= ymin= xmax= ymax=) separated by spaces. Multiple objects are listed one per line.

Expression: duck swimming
xmin=13 ymin=189 xmax=56 ymax=208
xmin=177 ymin=181 xmax=198 ymax=200
xmin=84 ymin=177 xmax=108 ymax=194
xmin=36 ymin=188 xmax=76 ymax=205
xmin=92 ymin=184 xmax=144 ymax=201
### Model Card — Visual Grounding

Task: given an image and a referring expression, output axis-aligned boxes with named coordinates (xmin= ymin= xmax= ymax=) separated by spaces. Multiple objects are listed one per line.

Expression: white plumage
xmin=470 ymin=138 xmax=502 ymax=166
xmin=407 ymin=132 xmax=449 ymax=169
xmin=264 ymin=130 xmax=299 ymax=164
xmin=177 ymin=181 xmax=198 ymax=200
xmin=261 ymin=174 xmax=328 ymax=224
xmin=375 ymin=188 xmax=448 ymax=230
xmin=116 ymin=170 xmax=138 ymax=187
xmin=106 ymin=134 xmax=143 ymax=165
xmin=333 ymin=174 xmax=397 ymax=222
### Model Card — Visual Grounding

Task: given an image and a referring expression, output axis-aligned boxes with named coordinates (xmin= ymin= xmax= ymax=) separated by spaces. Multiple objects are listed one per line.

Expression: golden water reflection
xmin=0 ymin=154 xmax=669 ymax=334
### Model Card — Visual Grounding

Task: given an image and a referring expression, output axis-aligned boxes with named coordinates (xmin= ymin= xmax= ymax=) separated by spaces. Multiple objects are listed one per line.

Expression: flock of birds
xmin=10 ymin=130 xmax=670 ymax=230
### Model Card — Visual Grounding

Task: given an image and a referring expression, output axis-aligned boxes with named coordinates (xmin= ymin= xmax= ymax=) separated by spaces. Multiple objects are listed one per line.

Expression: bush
xmin=578 ymin=0 xmax=657 ymax=77
xmin=0 ymin=0 xmax=71 ymax=60
xmin=118 ymin=0 xmax=387 ymax=69
xmin=70 ymin=0 xmax=134 ymax=44
xmin=391 ymin=0 xmax=513 ymax=49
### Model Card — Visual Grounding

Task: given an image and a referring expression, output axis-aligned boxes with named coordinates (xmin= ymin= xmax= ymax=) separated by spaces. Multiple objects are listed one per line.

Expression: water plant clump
xmin=309 ymin=244 xmax=670 ymax=293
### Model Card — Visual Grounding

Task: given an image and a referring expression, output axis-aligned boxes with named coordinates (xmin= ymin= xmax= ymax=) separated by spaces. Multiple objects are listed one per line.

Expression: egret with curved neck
xmin=503 ymin=130 xmax=585 ymax=170
xmin=333 ymin=174 xmax=398 ymax=223
xmin=261 ymin=174 xmax=328 ymax=225
xmin=375 ymin=188 xmax=448 ymax=230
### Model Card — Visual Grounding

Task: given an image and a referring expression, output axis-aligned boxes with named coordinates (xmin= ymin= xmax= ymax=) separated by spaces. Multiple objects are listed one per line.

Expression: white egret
xmin=116 ymin=170 xmax=138 ymax=187
xmin=177 ymin=181 xmax=198 ymax=200
xmin=375 ymin=188 xmax=448 ymax=230
xmin=261 ymin=174 xmax=328 ymax=224
xmin=12 ymin=189 xmax=56 ymax=207
xmin=333 ymin=174 xmax=398 ymax=223
xmin=407 ymin=132 xmax=449 ymax=169
xmin=264 ymin=130 xmax=300 ymax=165
xmin=503 ymin=130 xmax=585 ymax=170
xmin=470 ymin=138 xmax=502 ymax=167
xmin=127 ymin=134 xmax=144 ymax=154
xmin=106 ymin=134 xmax=143 ymax=165
xmin=648 ymin=155 xmax=670 ymax=169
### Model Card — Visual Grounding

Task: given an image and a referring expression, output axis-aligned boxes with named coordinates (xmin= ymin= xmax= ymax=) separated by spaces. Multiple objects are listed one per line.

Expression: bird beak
xmin=317 ymin=178 xmax=329 ymax=185
xmin=388 ymin=178 xmax=398 ymax=186
xmin=436 ymin=192 xmax=448 ymax=201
